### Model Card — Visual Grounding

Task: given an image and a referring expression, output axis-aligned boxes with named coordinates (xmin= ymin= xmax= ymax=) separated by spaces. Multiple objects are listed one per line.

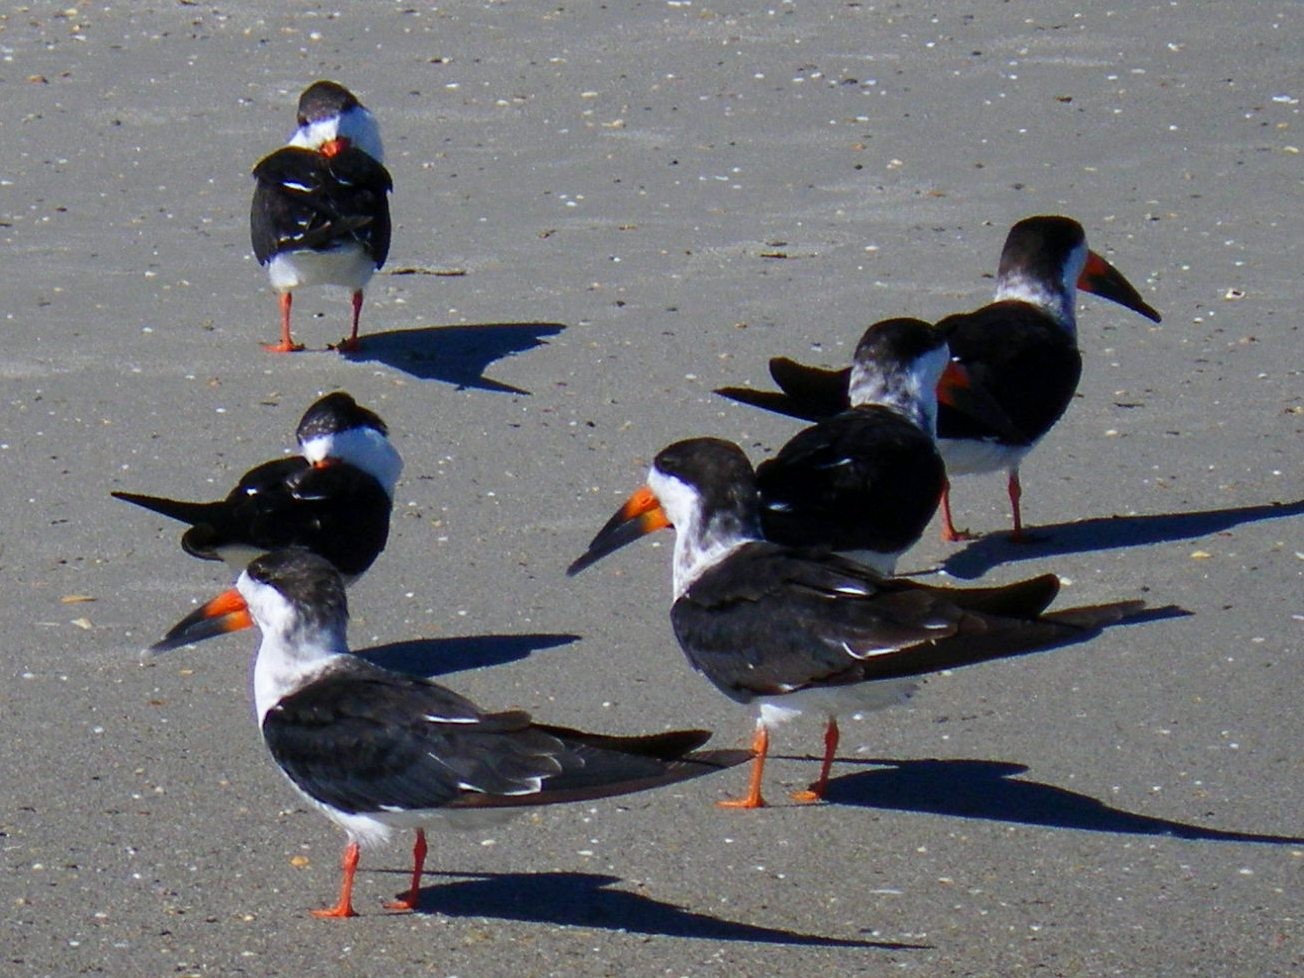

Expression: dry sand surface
xmin=2 ymin=2 xmax=1300 ymax=975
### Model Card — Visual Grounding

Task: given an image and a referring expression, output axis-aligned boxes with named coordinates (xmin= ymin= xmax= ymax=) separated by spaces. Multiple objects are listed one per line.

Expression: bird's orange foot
xmin=331 ymin=337 xmax=363 ymax=353
xmin=309 ymin=902 xmax=358 ymax=919
xmin=789 ymin=788 xmax=826 ymax=804
xmin=263 ymin=340 xmax=306 ymax=353
xmin=716 ymin=795 xmax=767 ymax=810
xmin=941 ymin=526 xmax=977 ymax=543
xmin=383 ymin=896 xmax=418 ymax=913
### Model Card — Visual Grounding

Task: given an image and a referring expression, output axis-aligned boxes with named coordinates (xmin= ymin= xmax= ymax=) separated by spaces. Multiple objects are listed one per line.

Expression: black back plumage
xmin=251 ymin=145 xmax=392 ymax=267
xmin=668 ymin=542 xmax=1120 ymax=704
xmin=935 ymin=300 xmax=1082 ymax=446
xmin=756 ymin=405 xmax=946 ymax=553
xmin=112 ymin=457 xmax=391 ymax=578
xmin=261 ymin=658 xmax=737 ymax=816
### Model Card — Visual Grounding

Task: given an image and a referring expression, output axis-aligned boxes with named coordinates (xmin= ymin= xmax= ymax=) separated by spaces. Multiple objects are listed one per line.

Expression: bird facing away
xmin=569 ymin=437 xmax=1146 ymax=809
xmin=754 ymin=317 xmax=952 ymax=574
xmin=251 ymin=81 xmax=393 ymax=353
xmin=112 ymin=391 xmax=402 ymax=580
xmin=147 ymin=549 xmax=749 ymax=917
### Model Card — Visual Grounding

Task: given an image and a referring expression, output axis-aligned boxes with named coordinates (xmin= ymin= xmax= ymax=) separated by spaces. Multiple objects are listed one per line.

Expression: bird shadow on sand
xmin=360 ymin=633 xmax=579 ymax=677
xmin=937 ymin=498 xmax=1304 ymax=580
xmin=341 ymin=321 xmax=566 ymax=391
xmin=818 ymin=758 xmax=1304 ymax=845
xmin=393 ymin=869 xmax=925 ymax=948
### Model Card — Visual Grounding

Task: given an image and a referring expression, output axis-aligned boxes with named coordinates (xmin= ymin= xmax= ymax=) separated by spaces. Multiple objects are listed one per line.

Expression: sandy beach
xmin=2 ymin=2 xmax=1300 ymax=975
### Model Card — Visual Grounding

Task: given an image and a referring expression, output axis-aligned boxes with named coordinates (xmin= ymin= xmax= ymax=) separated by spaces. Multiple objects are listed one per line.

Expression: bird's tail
xmin=111 ymin=491 xmax=218 ymax=528
xmin=769 ymin=358 xmax=851 ymax=417
xmin=714 ymin=357 xmax=850 ymax=422
xmin=713 ymin=385 xmax=822 ymax=422
xmin=860 ymin=598 xmax=1156 ymax=683
xmin=917 ymin=572 xmax=1063 ymax=619
xmin=447 ymin=729 xmax=752 ymax=811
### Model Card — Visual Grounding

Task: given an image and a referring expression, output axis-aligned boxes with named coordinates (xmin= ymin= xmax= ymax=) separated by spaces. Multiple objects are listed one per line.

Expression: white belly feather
xmin=938 ymin=436 xmax=1032 ymax=477
xmin=267 ymin=244 xmax=375 ymax=292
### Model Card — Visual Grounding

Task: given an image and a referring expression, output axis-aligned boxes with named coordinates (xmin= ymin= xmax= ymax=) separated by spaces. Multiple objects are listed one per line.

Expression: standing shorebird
xmin=251 ymin=81 xmax=392 ymax=352
xmin=148 ymin=549 xmax=747 ymax=917
xmin=753 ymin=317 xmax=952 ymax=574
xmin=716 ymin=216 xmax=1161 ymax=541
xmin=569 ymin=437 xmax=1146 ymax=808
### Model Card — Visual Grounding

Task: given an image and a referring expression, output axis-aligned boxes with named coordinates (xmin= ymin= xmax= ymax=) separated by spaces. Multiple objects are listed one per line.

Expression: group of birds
xmin=122 ymin=394 xmax=748 ymax=919
xmin=117 ymin=80 xmax=1166 ymax=918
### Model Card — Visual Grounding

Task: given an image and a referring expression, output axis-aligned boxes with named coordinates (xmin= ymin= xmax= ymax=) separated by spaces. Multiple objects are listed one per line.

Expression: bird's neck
xmin=848 ymin=345 xmax=947 ymax=436
xmin=252 ymin=624 xmax=349 ymax=721
xmin=994 ymin=272 xmax=1077 ymax=337
xmin=671 ymin=511 xmax=755 ymax=600
xmin=303 ymin=428 xmax=403 ymax=497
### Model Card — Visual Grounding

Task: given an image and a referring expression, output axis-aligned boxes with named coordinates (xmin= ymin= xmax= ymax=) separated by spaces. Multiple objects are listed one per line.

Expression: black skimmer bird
xmin=754 ymin=318 xmax=951 ymax=574
xmin=568 ymin=437 xmax=1145 ymax=809
xmin=251 ymin=81 xmax=393 ymax=352
xmin=716 ymin=216 xmax=1161 ymax=542
xmin=147 ymin=549 xmax=747 ymax=918
xmin=113 ymin=392 xmax=401 ymax=580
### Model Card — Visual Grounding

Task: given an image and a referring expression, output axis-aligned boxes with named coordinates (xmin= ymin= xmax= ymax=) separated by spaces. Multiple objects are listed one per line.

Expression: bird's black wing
xmin=936 ymin=301 xmax=1083 ymax=445
xmin=756 ymin=407 xmax=946 ymax=553
xmin=182 ymin=462 xmax=391 ymax=576
xmin=251 ymin=146 xmax=393 ymax=266
xmin=112 ymin=458 xmax=310 ymax=548
xmin=670 ymin=543 xmax=962 ymax=701
xmin=672 ymin=543 xmax=1084 ymax=701
xmin=264 ymin=661 xmax=741 ymax=815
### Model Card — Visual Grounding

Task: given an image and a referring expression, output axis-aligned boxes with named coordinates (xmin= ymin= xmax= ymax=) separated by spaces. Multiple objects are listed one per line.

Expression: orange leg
xmin=264 ymin=292 xmax=305 ymax=353
xmin=717 ymin=724 xmax=769 ymax=810
xmin=310 ymin=840 xmax=360 ymax=919
xmin=334 ymin=290 xmax=365 ymax=352
xmin=939 ymin=478 xmax=974 ymax=542
xmin=383 ymin=829 xmax=427 ymax=912
xmin=1007 ymin=470 xmax=1026 ymax=543
xmin=791 ymin=718 xmax=840 ymax=804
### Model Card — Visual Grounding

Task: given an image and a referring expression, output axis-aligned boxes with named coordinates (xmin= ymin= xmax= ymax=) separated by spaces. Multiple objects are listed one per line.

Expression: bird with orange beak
xmin=146 ymin=549 xmax=748 ymax=918
xmin=569 ymin=437 xmax=1147 ymax=809
xmin=717 ymin=216 xmax=1161 ymax=541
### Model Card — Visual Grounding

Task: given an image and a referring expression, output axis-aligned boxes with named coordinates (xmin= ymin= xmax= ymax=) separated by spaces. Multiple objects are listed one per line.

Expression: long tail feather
xmin=111 ymin=491 xmax=218 ymax=528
